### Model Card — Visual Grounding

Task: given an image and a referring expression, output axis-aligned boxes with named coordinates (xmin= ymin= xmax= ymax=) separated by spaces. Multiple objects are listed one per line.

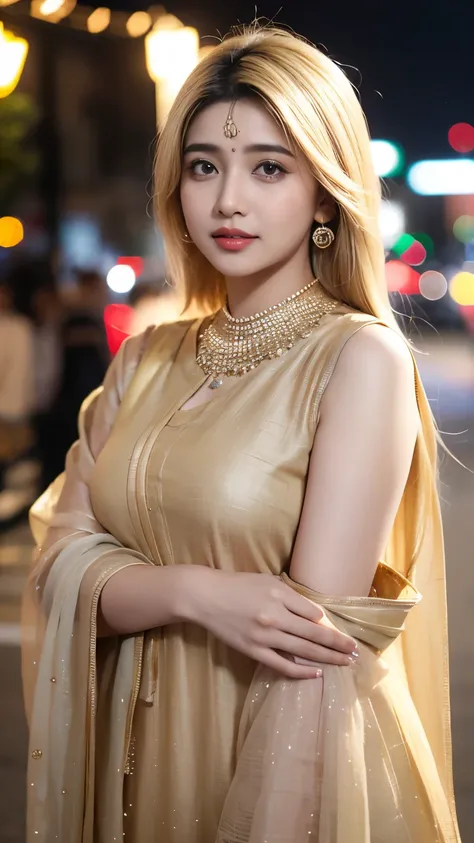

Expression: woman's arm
xmin=289 ymin=324 xmax=419 ymax=596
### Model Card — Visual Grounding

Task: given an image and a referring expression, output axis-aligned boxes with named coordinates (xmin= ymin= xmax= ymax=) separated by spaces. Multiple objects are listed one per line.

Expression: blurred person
xmin=3 ymin=259 xmax=63 ymax=491
xmin=23 ymin=27 xmax=462 ymax=843
xmin=0 ymin=282 xmax=34 ymax=487
xmin=65 ymin=267 xmax=109 ymax=316
xmin=41 ymin=270 xmax=110 ymax=488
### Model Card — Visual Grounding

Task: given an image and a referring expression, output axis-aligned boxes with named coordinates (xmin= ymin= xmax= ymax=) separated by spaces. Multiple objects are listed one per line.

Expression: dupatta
xmin=21 ymin=330 xmax=155 ymax=843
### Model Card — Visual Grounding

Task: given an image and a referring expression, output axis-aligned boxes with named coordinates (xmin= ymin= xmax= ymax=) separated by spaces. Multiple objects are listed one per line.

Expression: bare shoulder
xmin=321 ymin=322 xmax=416 ymax=415
xmin=336 ymin=322 xmax=414 ymax=381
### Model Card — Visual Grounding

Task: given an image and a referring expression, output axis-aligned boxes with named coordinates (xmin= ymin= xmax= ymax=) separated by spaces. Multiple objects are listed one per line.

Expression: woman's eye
xmin=255 ymin=161 xmax=286 ymax=179
xmin=190 ymin=160 xmax=216 ymax=176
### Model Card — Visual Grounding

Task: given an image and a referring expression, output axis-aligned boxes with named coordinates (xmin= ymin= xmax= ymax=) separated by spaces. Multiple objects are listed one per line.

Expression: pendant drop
xmin=209 ymin=376 xmax=224 ymax=390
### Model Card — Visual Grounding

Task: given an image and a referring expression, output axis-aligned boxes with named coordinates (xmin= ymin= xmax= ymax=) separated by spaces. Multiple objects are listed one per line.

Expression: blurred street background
xmin=0 ymin=0 xmax=473 ymax=840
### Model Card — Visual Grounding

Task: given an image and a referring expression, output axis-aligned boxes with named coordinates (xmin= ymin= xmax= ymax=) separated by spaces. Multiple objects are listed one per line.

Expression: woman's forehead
xmin=184 ymin=99 xmax=288 ymax=147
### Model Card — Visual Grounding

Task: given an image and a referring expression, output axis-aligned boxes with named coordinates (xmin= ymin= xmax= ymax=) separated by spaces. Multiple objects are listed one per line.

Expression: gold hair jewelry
xmin=223 ymin=102 xmax=238 ymax=139
xmin=197 ymin=279 xmax=339 ymax=389
xmin=312 ymin=221 xmax=335 ymax=249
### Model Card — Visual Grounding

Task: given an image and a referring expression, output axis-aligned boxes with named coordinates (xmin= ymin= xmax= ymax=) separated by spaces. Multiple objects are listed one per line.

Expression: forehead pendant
xmin=223 ymin=102 xmax=238 ymax=138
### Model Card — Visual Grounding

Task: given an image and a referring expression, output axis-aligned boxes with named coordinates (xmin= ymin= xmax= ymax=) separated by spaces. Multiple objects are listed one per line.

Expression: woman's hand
xmin=182 ymin=568 xmax=357 ymax=679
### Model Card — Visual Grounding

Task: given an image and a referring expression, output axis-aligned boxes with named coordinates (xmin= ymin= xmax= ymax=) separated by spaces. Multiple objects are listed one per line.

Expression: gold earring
xmin=312 ymin=221 xmax=335 ymax=249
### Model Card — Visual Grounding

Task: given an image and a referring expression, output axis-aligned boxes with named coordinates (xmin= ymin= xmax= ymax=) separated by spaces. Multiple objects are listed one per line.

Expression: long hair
xmin=154 ymin=25 xmax=444 ymax=574
xmin=154 ymin=26 xmax=393 ymax=320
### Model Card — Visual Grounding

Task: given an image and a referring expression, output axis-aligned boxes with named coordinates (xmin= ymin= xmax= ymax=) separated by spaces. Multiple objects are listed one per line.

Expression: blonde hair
xmin=154 ymin=25 xmax=445 ymax=573
xmin=154 ymin=26 xmax=393 ymax=320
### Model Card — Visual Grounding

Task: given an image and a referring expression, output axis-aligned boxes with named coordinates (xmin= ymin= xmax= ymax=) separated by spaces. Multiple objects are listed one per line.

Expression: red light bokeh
xmin=448 ymin=123 xmax=474 ymax=154
xmin=104 ymin=303 xmax=133 ymax=355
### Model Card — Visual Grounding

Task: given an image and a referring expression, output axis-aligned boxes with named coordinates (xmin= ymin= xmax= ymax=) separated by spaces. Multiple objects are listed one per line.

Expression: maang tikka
xmin=223 ymin=102 xmax=238 ymax=139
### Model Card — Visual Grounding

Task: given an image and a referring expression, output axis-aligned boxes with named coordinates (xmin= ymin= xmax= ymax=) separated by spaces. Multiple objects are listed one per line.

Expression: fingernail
xmin=314 ymin=668 xmax=323 ymax=678
xmin=351 ymin=649 xmax=359 ymax=658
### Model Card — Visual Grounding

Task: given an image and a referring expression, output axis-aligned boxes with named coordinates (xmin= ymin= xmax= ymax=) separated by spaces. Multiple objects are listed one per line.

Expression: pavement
xmin=0 ymin=334 xmax=472 ymax=842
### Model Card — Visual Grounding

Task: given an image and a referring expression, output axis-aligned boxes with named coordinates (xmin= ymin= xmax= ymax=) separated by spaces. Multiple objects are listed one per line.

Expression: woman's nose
xmin=214 ymin=172 xmax=247 ymax=218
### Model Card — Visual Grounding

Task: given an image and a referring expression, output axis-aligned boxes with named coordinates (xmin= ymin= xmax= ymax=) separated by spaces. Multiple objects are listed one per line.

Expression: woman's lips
xmin=212 ymin=234 xmax=257 ymax=252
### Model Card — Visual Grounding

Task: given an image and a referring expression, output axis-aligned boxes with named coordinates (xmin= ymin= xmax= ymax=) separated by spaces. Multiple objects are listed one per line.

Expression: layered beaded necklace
xmin=196 ymin=278 xmax=339 ymax=389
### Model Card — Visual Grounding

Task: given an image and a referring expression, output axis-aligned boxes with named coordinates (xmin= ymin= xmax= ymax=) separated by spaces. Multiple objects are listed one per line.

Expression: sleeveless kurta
xmin=23 ymin=311 xmax=461 ymax=843
xmin=89 ymin=315 xmax=338 ymax=839
xmin=84 ymin=313 xmax=459 ymax=842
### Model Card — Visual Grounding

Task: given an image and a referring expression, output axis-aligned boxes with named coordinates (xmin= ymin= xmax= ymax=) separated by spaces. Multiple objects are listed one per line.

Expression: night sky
xmin=101 ymin=0 xmax=474 ymax=164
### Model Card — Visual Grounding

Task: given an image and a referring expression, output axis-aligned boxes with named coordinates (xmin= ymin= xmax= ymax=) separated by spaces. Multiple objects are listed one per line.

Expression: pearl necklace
xmin=196 ymin=279 xmax=339 ymax=389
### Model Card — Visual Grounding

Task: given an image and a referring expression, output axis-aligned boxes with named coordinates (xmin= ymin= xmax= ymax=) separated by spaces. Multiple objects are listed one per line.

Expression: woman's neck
xmin=225 ymin=262 xmax=316 ymax=319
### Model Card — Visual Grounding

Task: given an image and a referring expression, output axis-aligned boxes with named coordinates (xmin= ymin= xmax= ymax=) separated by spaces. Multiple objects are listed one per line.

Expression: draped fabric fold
xmin=217 ymin=569 xmax=457 ymax=843
xmin=21 ymin=331 xmax=155 ymax=843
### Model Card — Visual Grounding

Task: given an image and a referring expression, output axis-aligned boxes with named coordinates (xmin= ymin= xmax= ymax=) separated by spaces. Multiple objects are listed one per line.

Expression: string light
xmin=31 ymin=0 xmax=76 ymax=22
xmin=87 ymin=7 xmax=111 ymax=34
xmin=126 ymin=12 xmax=152 ymax=38
xmin=0 ymin=22 xmax=29 ymax=98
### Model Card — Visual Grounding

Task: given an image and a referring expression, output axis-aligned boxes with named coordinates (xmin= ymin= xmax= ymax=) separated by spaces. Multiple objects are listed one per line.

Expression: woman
xmin=22 ymin=27 xmax=462 ymax=843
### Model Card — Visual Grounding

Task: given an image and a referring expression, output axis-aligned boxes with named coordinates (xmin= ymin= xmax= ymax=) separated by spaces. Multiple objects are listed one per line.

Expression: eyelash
xmin=187 ymin=159 xmax=288 ymax=180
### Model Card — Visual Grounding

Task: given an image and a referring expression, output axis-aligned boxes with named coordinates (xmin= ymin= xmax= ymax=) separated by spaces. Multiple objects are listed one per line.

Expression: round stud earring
xmin=312 ymin=221 xmax=335 ymax=249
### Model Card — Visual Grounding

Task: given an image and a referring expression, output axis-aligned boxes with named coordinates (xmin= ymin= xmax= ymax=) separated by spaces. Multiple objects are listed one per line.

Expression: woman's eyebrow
xmin=183 ymin=142 xmax=295 ymax=157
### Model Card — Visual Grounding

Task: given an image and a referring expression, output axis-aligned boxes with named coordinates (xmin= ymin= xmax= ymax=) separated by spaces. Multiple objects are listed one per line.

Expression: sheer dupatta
xmin=21 ymin=330 xmax=154 ymax=843
xmin=217 ymin=568 xmax=458 ymax=843
xmin=215 ymin=315 xmax=461 ymax=843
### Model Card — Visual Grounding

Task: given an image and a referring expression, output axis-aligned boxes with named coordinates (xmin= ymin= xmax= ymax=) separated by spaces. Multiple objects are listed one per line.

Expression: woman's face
xmin=180 ymin=98 xmax=328 ymax=281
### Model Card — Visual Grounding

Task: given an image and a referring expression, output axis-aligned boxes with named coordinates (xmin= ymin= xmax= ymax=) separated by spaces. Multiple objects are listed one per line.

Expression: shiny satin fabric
xmin=21 ymin=312 xmax=461 ymax=842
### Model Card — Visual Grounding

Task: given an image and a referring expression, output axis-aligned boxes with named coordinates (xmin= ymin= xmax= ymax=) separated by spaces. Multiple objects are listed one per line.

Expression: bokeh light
xmin=448 ymin=123 xmax=474 ymax=154
xmin=0 ymin=216 xmax=24 ymax=248
xmin=411 ymin=231 xmax=434 ymax=259
xmin=370 ymin=140 xmax=405 ymax=177
xmin=453 ymin=215 xmax=474 ymax=244
xmin=400 ymin=240 xmax=427 ymax=266
xmin=385 ymin=260 xmax=420 ymax=294
xmin=87 ymin=7 xmax=111 ymax=33
xmin=392 ymin=233 xmax=414 ymax=256
xmin=104 ymin=303 xmax=133 ymax=355
xmin=31 ymin=0 xmax=76 ymax=21
xmin=117 ymin=256 xmax=144 ymax=277
xmin=407 ymin=159 xmax=474 ymax=195
xmin=126 ymin=11 xmax=152 ymax=37
xmin=449 ymin=271 xmax=474 ymax=306
xmin=106 ymin=264 xmax=136 ymax=294
xmin=379 ymin=200 xmax=406 ymax=249
xmin=419 ymin=271 xmax=448 ymax=301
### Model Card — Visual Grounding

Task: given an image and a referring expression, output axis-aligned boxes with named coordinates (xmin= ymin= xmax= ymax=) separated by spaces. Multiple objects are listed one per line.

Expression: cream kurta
xmin=22 ymin=311 xmax=461 ymax=842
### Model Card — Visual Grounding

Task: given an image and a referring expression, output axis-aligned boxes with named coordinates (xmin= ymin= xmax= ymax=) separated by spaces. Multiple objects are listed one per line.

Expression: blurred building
xmin=0 ymin=5 xmax=162 ymax=280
